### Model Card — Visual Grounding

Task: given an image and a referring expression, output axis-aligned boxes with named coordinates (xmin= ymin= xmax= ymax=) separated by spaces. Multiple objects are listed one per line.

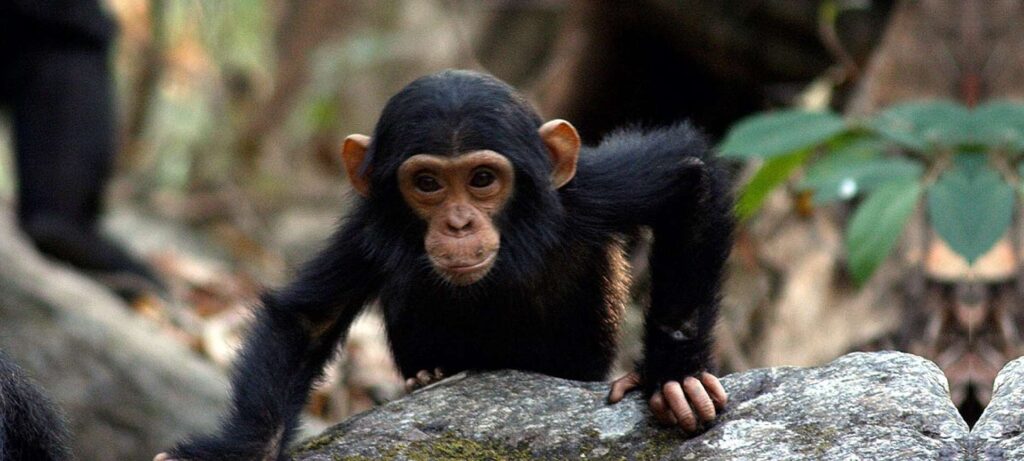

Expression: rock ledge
xmin=294 ymin=351 xmax=983 ymax=460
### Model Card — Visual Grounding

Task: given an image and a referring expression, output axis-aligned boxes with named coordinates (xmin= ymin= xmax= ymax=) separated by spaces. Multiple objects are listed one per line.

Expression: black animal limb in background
xmin=160 ymin=70 xmax=734 ymax=461
xmin=0 ymin=351 xmax=71 ymax=461
xmin=0 ymin=0 xmax=164 ymax=299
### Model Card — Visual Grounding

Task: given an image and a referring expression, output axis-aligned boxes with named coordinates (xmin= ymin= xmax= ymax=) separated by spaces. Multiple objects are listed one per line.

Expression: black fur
xmin=0 ymin=351 xmax=72 ymax=461
xmin=169 ymin=70 xmax=733 ymax=460
xmin=0 ymin=1 xmax=163 ymax=295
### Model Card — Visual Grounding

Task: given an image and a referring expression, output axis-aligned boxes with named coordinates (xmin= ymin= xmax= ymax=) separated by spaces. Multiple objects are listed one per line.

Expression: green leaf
xmin=801 ymin=154 xmax=923 ymax=205
xmin=846 ymin=179 xmax=922 ymax=284
xmin=974 ymin=101 xmax=1024 ymax=152
xmin=927 ymin=155 xmax=1016 ymax=263
xmin=867 ymin=100 xmax=972 ymax=151
xmin=735 ymin=150 xmax=811 ymax=220
xmin=800 ymin=139 xmax=882 ymax=198
xmin=719 ymin=110 xmax=846 ymax=159
xmin=805 ymin=137 xmax=886 ymax=179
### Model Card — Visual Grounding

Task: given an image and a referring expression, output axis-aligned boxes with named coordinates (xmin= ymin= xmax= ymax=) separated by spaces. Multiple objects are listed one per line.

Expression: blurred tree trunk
xmin=235 ymin=0 xmax=355 ymax=172
xmin=120 ymin=0 xmax=166 ymax=168
xmin=494 ymin=0 xmax=887 ymax=142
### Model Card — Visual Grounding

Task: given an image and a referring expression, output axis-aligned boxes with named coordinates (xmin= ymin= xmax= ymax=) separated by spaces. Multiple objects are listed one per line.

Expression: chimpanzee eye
xmin=469 ymin=169 xmax=497 ymax=188
xmin=414 ymin=174 xmax=442 ymax=193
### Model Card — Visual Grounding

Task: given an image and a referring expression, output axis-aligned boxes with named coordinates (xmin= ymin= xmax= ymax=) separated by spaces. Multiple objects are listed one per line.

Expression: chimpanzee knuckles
xmin=608 ymin=371 xmax=728 ymax=433
xmin=405 ymin=368 xmax=446 ymax=392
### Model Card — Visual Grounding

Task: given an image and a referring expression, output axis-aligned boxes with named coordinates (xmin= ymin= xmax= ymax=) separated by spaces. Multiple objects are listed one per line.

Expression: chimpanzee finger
xmin=433 ymin=367 xmax=445 ymax=380
xmin=683 ymin=377 xmax=716 ymax=422
xmin=662 ymin=381 xmax=698 ymax=432
xmin=700 ymin=372 xmax=728 ymax=409
xmin=607 ymin=372 xmax=641 ymax=403
xmin=153 ymin=453 xmax=174 ymax=461
xmin=648 ymin=391 xmax=677 ymax=426
xmin=404 ymin=377 xmax=419 ymax=392
xmin=416 ymin=369 xmax=433 ymax=386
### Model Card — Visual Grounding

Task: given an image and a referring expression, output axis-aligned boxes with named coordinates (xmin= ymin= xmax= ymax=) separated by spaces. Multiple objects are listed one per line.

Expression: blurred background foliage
xmin=721 ymin=101 xmax=1024 ymax=283
xmin=1 ymin=0 xmax=1022 ymax=432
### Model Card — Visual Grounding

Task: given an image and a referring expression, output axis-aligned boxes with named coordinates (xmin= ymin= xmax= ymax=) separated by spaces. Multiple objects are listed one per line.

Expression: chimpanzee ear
xmin=341 ymin=134 xmax=372 ymax=196
xmin=538 ymin=119 xmax=580 ymax=189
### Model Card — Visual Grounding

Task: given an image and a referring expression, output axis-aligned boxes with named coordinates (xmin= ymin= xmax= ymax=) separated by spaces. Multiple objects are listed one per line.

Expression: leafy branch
xmin=719 ymin=100 xmax=1024 ymax=284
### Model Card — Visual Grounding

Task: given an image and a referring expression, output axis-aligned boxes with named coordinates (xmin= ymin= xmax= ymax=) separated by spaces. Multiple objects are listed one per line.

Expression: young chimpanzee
xmin=0 ymin=351 xmax=72 ymax=460
xmin=159 ymin=70 xmax=734 ymax=461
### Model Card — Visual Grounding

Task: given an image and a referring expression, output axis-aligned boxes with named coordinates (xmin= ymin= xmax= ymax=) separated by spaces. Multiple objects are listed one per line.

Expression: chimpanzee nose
xmin=444 ymin=206 xmax=476 ymax=236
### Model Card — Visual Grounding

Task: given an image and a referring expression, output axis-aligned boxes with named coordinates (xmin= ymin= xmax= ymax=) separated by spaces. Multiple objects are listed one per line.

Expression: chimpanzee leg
xmin=9 ymin=20 xmax=162 ymax=295
xmin=14 ymin=44 xmax=112 ymax=228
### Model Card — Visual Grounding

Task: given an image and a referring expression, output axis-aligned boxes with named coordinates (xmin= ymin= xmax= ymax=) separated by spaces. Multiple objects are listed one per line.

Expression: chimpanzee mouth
xmin=434 ymin=252 xmax=497 ymax=284
xmin=441 ymin=252 xmax=496 ymax=273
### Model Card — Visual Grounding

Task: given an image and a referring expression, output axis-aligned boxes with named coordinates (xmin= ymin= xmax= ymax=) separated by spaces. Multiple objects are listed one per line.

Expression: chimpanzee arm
xmin=565 ymin=122 xmax=734 ymax=390
xmin=165 ymin=220 xmax=380 ymax=461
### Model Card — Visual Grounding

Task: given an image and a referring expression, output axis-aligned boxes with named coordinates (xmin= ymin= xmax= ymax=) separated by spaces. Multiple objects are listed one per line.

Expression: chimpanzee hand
xmin=607 ymin=371 xmax=727 ymax=433
xmin=404 ymin=368 xmax=446 ymax=392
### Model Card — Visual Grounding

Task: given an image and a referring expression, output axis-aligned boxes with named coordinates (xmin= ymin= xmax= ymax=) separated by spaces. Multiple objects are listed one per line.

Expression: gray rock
xmin=973 ymin=357 xmax=1024 ymax=460
xmin=293 ymin=351 xmax=969 ymax=460
xmin=0 ymin=210 xmax=229 ymax=461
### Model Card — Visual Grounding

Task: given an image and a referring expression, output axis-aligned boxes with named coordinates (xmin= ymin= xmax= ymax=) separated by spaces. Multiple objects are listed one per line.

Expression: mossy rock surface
xmin=293 ymin=352 xmax=982 ymax=460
